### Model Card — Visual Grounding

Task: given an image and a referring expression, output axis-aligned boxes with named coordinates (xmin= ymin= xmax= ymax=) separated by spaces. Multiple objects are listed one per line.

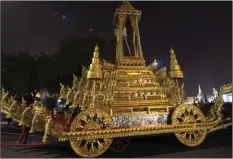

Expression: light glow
xmin=223 ymin=93 xmax=232 ymax=103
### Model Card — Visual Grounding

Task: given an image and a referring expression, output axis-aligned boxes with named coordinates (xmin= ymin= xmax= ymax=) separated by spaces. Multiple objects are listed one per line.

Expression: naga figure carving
xmin=156 ymin=67 xmax=180 ymax=105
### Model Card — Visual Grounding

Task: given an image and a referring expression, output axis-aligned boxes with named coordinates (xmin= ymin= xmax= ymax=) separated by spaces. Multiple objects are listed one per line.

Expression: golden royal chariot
xmin=1 ymin=2 xmax=232 ymax=158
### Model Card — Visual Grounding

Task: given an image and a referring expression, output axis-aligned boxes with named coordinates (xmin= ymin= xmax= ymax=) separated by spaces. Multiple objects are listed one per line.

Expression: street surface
xmin=1 ymin=126 xmax=232 ymax=158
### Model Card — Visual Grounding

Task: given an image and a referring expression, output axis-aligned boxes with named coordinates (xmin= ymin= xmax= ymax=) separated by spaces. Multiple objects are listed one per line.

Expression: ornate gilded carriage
xmin=1 ymin=2 xmax=232 ymax=158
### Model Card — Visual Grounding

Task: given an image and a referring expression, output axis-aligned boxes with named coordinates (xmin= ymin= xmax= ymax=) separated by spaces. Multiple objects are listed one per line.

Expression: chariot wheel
xmin=110 ymin=137 xmax=131 ymax=152
xmin=172 ymin=104 xmax=207 ymax=147
xmin=70 ymin=108 xmax=113 ymax=158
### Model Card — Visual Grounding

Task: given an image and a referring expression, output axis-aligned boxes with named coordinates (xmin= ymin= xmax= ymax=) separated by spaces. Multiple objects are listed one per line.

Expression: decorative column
xmin=169 ymin=46 xmax=184 ymax=104
xmin=87 ymin=44 xmax=103 ymax=107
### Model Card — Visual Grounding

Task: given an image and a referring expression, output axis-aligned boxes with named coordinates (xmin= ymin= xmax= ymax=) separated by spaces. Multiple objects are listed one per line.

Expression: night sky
xmin=1 ymin=1 xmax=232 ymax=96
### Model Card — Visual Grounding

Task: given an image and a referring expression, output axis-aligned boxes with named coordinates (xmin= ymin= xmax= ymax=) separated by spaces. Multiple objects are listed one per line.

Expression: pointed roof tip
xmin=116 ymin=1 xmax=141 ymax=15
xmin=94 ymin=43 xmax=99 ymax=52
xmin=198 ymin=85 xmax=202 ymax=92
xmin=170 ymin=45 xmax=174 ymax=51
xmin=122 ymin=1 xmax=130 ymax=5
xmin=170 ymin=45 xmax=175 ymax=54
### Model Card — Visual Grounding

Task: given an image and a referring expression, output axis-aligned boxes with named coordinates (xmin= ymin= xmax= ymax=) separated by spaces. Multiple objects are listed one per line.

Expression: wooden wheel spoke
xmin=191 ymin=133 xmax=195 ymax=140
xmin=79 ymin=140 xmax=88 ymax=148
xmin=188 ymin=108 xmax=193 ymax=114
xmin=176 ymin=117 xmax=184 ymax=123
xmin=90 ymin=142 xmax=95 ymax=152
xmin=180 ymin=112 xmax=186 ymax=118
xmin=172 ymin=104 xmax=207 ymax=147
xmin=193 ymin=113 xmax=198 ymax=119
xmin=70 ymin=108 xmax=113 ymax=158
xmin=93 ymin=141 xmax=99 ymax=150
xmin=86 ymin=142 xmax=92 ymax=151
xmin=93 ymin=114 xmax=98 ymax=122
xmin=184 ymin=109 xmax=189 ymax=116
xmin=179 ymin=132 xmax=186 ymax=139
xmin=97 ymin=140 xmax=103 ymax=147
xmin=193 ymin=132 xmax=199 ymax=139
xmin=77 ymin=124 xmax=84 ymax=129
xmin=188 ymin=133 xmax=193 ymax=141
xmin=195 ymin=116 xmax=202 ymax=121
xmin=103 ymin=139 xmax=109 ymax=144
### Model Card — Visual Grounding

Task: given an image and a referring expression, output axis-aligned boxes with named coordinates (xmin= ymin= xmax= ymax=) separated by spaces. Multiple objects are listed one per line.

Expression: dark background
xmin=1 ymin=1 xmax=232 ymax=96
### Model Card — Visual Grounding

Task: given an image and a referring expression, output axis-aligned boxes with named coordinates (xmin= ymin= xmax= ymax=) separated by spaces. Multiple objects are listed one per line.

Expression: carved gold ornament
xmin=70 ymin=108 xmax=113 ymax=157
xmin=172 ymin=104 xmax=207 ymax=147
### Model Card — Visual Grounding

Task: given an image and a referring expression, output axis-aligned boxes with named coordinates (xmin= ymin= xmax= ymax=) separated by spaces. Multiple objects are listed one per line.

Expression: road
xmin=1 ymin=126 xmax=232 ymax=158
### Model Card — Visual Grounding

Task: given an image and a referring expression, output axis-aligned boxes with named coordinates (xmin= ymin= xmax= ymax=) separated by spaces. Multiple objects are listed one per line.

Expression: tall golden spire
xmin=114 ymin=1 xmax=143 ymax=61
xmin=115 ymin=1 xmax=141 ymax=15
xmin=87 ymin=43 xmax=103 ymax=80
xmin=169 ymin=47 xmax=184 ymax=79
xmin=2 ymin=87 xmax=5 ymax=95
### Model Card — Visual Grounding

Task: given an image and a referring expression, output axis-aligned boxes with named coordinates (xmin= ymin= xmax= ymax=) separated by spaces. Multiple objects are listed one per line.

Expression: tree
xmin=1 ymin=34 xmax=117 ymax=94
xmin=55 ymin=35 xmax=116 ymax=75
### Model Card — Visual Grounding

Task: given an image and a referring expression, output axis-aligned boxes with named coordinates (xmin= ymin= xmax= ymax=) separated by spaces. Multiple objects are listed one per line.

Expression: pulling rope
xmin=0 ymin=141 xmax=54 ymax=147
xmin=124 ymin=38 xmax=132 ymax=56
xmin=1 ymin=129 xmax=54 ymax=147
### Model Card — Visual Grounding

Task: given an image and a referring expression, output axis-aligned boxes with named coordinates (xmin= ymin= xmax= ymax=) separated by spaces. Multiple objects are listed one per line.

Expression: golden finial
xmin=35 ymin=92 xmax=40 ymax=98
xmin=122 ymin=1 xmax=130 ymax=5
xmin=170 ymin=45 xmax=175 ymax=54
xmin=169 ymin=47 xmax=183 ymax=79
xmin=60 ymin=82 xmax=64 ymax=88
xmin=116 ymin=0 xmax=141 ymax=15
xmin=87 ymin=44 xmax=103 ymax=80
xmin=94 ymin=43 xmax=99 ymax=52
xmin=22 ymin=97 xmax=26 ymax=103
xmin=2 ymin=87 xmax=6 ymax=96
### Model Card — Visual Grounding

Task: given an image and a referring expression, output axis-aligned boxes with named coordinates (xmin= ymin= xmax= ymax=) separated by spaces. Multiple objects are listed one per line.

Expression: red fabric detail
xmin=50 ymin=109 xmax=69 ymax=128
xmin=1 ymin=142 xmax=51 ymax=146
xmin=17 ymin=126 xmax=30 ymax=143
